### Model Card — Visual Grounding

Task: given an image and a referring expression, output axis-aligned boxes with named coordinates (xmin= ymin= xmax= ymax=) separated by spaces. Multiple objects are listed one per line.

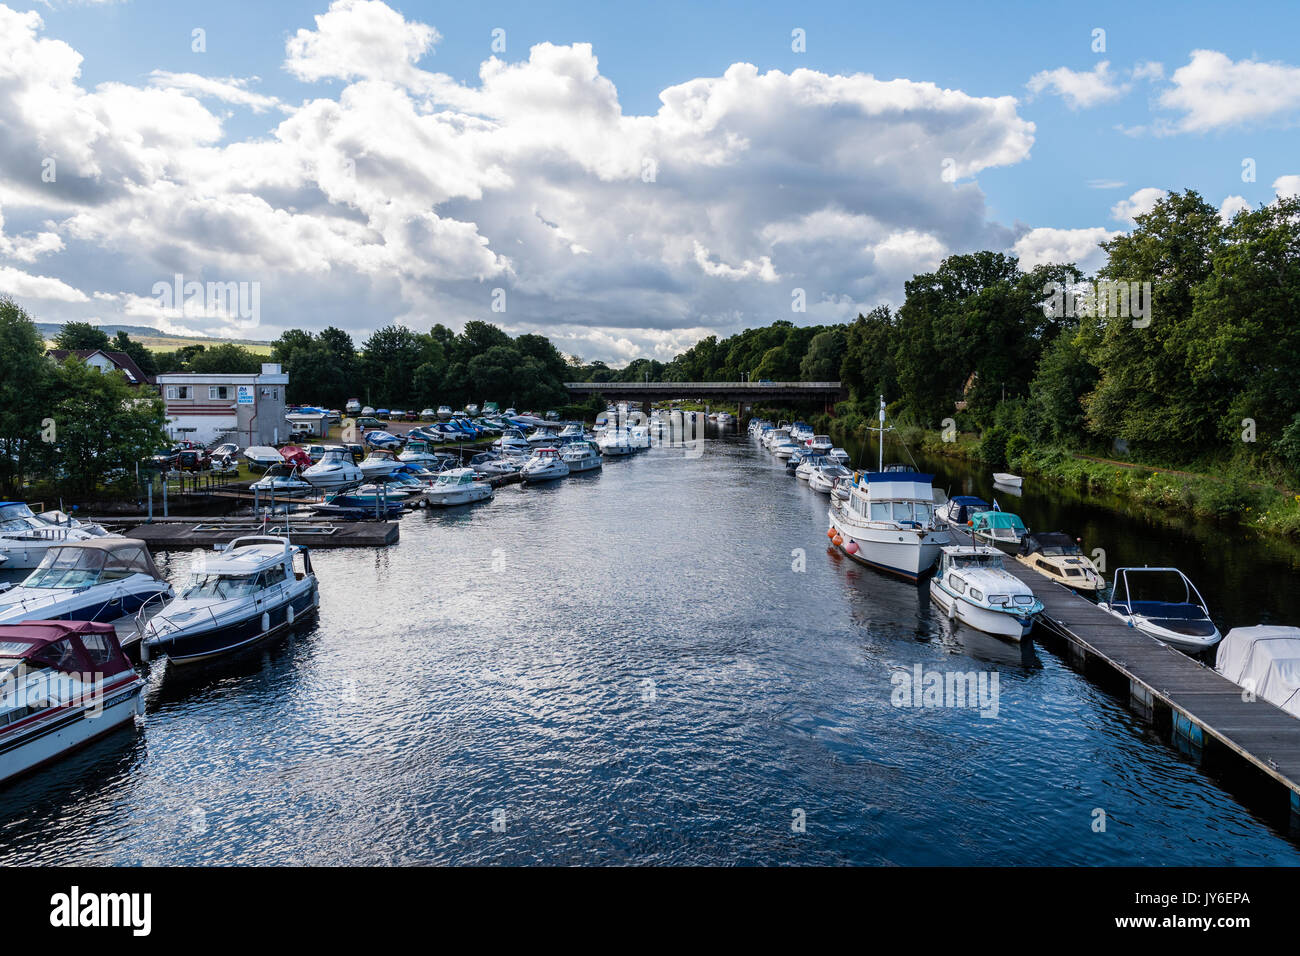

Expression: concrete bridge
xmin=563 ymin=381 xmax=845 ymax=419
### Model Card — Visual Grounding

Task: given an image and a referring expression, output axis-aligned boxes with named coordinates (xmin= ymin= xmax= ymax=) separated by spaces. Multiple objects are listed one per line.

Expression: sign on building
xmin=237 ymin=385 xmax=255 ymax=405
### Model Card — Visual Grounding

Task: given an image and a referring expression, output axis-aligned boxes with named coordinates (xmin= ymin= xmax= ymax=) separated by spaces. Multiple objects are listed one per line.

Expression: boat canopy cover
xmin=950 ymin=495 xmax=989 ymax=507
xmin=31 ymin=538 xmax=159 ymax=578
xmin=1216 ymin=626 xmax=1300 ymax=718
xmin=1019 ymin=531 xmax=1080 ymax=555
xmin=278 ymin=446 xmax=312 ymax=468
xmin=0 ymin=620 xmax=131 ymax=675
xmin=973 ymin=511 xmax=1027 ymax=532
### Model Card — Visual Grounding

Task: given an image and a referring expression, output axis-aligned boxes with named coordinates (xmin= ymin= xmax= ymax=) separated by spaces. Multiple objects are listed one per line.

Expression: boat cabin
xmin=22 ymin=539 xmax=159 ymax=591
xmin=844 ymin=471 xmax=938 ymax=529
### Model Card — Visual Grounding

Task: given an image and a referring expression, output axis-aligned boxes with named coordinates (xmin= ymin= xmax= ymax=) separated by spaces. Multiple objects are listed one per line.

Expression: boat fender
xmin=832 ymin=535 xmax=843 ymax=547
xmin=261 ymin=612 xmax=270 ymax=632
xmin=948 ymin=599 xmax=957 ymax=621
xmin=826 ymin=528 xmax=836 ymax=539
xmin=287 ymin=605 xmax=295 ymax=625
xmin=845 ymin=541 xmax=859 ymax=555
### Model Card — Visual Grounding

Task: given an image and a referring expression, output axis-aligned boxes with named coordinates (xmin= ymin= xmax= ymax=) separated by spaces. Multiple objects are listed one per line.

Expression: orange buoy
xmin=827 ymin=528 xmax=836 ymax=539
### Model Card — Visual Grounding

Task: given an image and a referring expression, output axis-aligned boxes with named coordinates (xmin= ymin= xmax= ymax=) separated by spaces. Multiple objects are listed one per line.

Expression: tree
xmin=112 ymin=331 xmax=158 ymax=377
xmin=842 ymin=307 xmax=897 ymax=400
xmin=0 ymin=299 xmax=57 ymax=493
xmin=53 ymin=321 xmax=111 ymax=351
xmin=799 ymin=328 xmax=846 ymax=381
xmin=49 ymin=356 xmax=167 ymax=496
xmin=186 ymin=343 xmax=264 ymax=374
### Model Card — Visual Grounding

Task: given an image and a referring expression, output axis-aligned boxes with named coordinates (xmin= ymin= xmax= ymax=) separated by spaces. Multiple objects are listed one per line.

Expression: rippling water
xmin=1 ymin=430 xmax=1297 ymax=865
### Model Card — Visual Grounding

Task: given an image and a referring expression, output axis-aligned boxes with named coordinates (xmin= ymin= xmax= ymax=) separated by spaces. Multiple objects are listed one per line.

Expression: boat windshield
xmin=950 ymin=553 xmax=1003 ymax=570
xmin=23 ymin=546 xmax=152 ymax=589
xmin=0 ymin=503 xmax=36 ymax=528
xmin=183 ymin=571 xmax=268 ymax=600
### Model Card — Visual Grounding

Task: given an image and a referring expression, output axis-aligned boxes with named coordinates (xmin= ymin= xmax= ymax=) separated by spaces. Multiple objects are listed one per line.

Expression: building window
xmin=209 ymin=385 xmax=232 ymax=401
xmin=165 ymin=386 xmax=192 ymax=400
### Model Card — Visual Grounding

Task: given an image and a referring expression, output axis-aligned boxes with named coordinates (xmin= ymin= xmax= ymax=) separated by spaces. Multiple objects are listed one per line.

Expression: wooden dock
xmin=952 ymin=527 xmax=1300 ymax=817
xmin=108 ymin=516 xmax=399 ymax=550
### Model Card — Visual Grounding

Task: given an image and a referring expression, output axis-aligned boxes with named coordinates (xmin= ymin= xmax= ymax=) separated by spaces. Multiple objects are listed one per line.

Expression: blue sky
xmin=2 ymin=0 xmax=1298 ymax=361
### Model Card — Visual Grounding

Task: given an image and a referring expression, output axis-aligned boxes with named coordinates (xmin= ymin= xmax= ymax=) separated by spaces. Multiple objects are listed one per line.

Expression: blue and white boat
xmin=0 ymin=539 xmax=173 ymax=627
xmin=1098 ymin=567 xmax=1222 ymax=654
xmin=139 ymin=536 xmax=318 ymax=666
xmin=930 ymin=544 xmax=1043 ymax=640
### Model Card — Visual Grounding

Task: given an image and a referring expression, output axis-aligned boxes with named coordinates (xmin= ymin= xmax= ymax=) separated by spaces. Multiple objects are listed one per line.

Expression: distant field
xmin=135 ymin=335 xmax=274 ymax=355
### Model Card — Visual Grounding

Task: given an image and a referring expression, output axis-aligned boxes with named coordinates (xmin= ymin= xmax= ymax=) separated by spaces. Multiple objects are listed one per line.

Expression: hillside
xmin=37 ymin=322 xmax=273 ymax=354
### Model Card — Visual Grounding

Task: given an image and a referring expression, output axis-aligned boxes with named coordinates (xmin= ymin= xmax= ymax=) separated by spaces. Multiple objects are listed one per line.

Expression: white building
xmin=157 ymin=364 xmax=288 ymax=447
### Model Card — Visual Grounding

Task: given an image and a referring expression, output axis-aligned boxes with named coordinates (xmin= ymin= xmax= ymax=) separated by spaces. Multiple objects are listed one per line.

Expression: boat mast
xmin=878 ymin=396 xmax=885 ymax=472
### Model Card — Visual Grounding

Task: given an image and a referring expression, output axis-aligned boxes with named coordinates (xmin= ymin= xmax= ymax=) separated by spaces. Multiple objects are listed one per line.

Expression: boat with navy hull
xmin=139 ymin=536 xmax=318 ymax=667
xmin=0 ymin=539 xmax=173 ymax=630
xmin=0 ymin=621 xmax=146 ymax=786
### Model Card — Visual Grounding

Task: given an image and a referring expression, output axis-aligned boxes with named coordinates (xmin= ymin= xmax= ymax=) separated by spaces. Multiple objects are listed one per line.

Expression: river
xmin=0 ymin=426 xmax=1297 ymax=864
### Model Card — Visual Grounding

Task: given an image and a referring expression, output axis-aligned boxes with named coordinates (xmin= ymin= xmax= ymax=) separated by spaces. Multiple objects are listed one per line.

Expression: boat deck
xmin=90 ymin=516 xmax=399 ymax=550
xmin=947 ymin=526 xmax=1300 ymax=815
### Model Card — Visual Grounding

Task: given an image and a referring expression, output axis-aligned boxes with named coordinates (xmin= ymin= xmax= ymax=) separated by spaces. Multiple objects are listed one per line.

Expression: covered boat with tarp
xmin=1015 ymin=531 xmax=1104 ymax=592
xmin=1215 ymin=626 xmax=1300 ymax=718
xmin=970 ymin=510 xmax=1028 ymax=553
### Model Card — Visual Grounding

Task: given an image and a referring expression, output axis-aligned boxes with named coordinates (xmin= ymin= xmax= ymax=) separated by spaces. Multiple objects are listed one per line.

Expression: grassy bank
xmin=894 ymin=426 xmax=1300 ymax=540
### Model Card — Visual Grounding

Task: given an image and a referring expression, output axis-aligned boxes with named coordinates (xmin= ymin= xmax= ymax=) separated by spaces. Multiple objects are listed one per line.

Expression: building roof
xmin=46 ymin=348 xmax=154 ymax=386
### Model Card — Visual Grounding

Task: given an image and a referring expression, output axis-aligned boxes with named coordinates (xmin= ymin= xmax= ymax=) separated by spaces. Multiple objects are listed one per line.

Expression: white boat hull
xmin=0 ymin=678 xmax=143 ymax=785
xmin=1098 ymin=605 xmax=1222 ymax=653
xmin=828 ymin=511 xmax=947 ymax=580
xmin=426 ymin=485 xmax=493 ymax=507
xmin=929 ymin=580 xmax=1032 ymax=640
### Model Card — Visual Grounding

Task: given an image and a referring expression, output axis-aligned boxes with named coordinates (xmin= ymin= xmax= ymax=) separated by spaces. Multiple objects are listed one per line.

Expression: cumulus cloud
xmin=1026 ymin=61 xmax=1129 ymax=109
xmin=1157 ymin=49 xmax=1300 ymax=133
xmin=1219 ymin=194 xmax=1251 ymax=222
xmin=1111 ymin=187 xmax=1168 ymax=225
xmin=1013 ymin=226 xmax=1119 ymax=274
xmin=0 ymin=0 xmax=1043 ymax=359
xmin=1274 ymin=175 xmax=1300 ymax=199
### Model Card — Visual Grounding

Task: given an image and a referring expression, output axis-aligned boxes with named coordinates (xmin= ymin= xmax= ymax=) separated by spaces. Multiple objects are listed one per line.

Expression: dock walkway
xmin=951 ymin=526 xmax=1300 ymax=814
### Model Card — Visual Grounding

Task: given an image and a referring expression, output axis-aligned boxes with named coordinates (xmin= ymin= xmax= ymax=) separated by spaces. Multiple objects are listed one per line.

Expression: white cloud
xmin=0 ymin=0 xmax=1041 ymax=360
xmin=1111 ymin=187 xmax=1168 ymax=225
xmin=1087 ymin=179 xmax=1126 ymax=190
xmin=1219 ymin=195 xmax=1251 ymax=222
xmin=1013 ymin=226 xmax=1118 ymax=274
xmin=0 ymin=264 xmax=88 ymax=301
xmin=148 ymin=71 xmax=288 ymax=114
xmin=1026 ymin=61 xmax=1128 ymax=109
xmin=1133 ymin=61 xmax=1164 ymax=82
xmin=1157 ymin=49 xmax=1300 ymax=133
xmin=1274 ymin=175 xmax=1300 ymax=199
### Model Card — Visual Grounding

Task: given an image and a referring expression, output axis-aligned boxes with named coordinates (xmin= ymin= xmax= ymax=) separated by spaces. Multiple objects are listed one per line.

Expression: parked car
xmin=286 ymin=427 xmax=314 ymax=443
xmin=176 ymin=449 xmax=212 ymax=472
xmin=355 ymin=416 xmax=386 ymax=429
xmin=404 ymin=409 xmax=419 ymax=421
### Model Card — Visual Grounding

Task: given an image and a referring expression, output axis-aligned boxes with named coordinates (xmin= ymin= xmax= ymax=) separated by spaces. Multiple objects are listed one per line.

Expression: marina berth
xmin=0 ymin=621 xmax=145 ymax=785
xmin=560 ymin=442 xmax=603 ymax=473
xmin=929 ymin=544 xmax=1044 ymax=640
xmin=139 ymin=536 xmax=318 ymax=666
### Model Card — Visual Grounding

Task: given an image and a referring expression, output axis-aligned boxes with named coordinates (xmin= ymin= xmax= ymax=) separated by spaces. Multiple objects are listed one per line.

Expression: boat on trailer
xmin=0 ymin=621 xmax=145 ymax=785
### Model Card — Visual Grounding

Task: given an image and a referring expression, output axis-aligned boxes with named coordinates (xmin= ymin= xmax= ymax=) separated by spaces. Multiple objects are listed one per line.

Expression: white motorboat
xmin=929 ymin=545 xmax=1044 ymax=640
xmin=301 ymin=447 xmax=363 ymax=491
xmin=493 ymin=429 xmax=532 ymax=456
xmin=437 ymin=406 xmax=453 ymax=421
xmin=598 ymin=430 xmax=634 ymax=456
xmin=425 ymin=468 xmax=494 ymax=507
xmin=0 ymin=502 xmax=118 ymax=570
xmin=762 ymin=427 xmax=791 ymax=450
xmin=526 ymin=427 xmax=562 ymax=447
xmin=140 ymin=536 xmax=318 ymax=666
xmin=992 ymin=472 xmax=1023 ymax=490
xmin=521 ymin=448 xmax=570 ymax=483
xmin=795 ymin=454 xmax=834 ymax=481
xmin=250 ymin=466 xmax=313 ymax=496
xmin=468 ymin=452 xmax=521 ymax=477
xmin=557 ymin=423 xmax=585 ymax=441
xmin=828 ymin=470 xmax=950 ymax=579
xmin=1098 ymin=567 xmax=1222 ymax=654
xmin=1216 ymin=626 xmax=1300 ymax=719
xmin=829 ymin=447 xmax=851 ymax=464
xmin=627 ymin=425 xmax=651 ymax=449
xmin=826 ymin=398 xmax=949 ymax=580
xmin=716 ymin=412 xmax=734 ymax=426
xmin=0 ymin=621 xmax=145 ymax=785
xmin=772 ymin=439 xmax=801 ymax=460
xmin=807 ymin=435 xmax=833 ymax=454
xmin=466 ymin=404 xmax=479 ymax=416
xmin=560 ymin=442 xmax=603 ymax=473
xmin=0 ymin=539 xmax=173 ymax=630
xmin=970 ymin=510 xmax=1029 ymax=554
xmin=398 ymin=439 xmax=443 ymax=468
xmin=358 ymin=448 xmax=404 ymax=480
xmin=243 ymin=445 xmax=283 ymax=470
xmin=808 ymin=462 xmax=852 ymax=494
xmin=345 ymin=399 xmax=362 ymax=415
